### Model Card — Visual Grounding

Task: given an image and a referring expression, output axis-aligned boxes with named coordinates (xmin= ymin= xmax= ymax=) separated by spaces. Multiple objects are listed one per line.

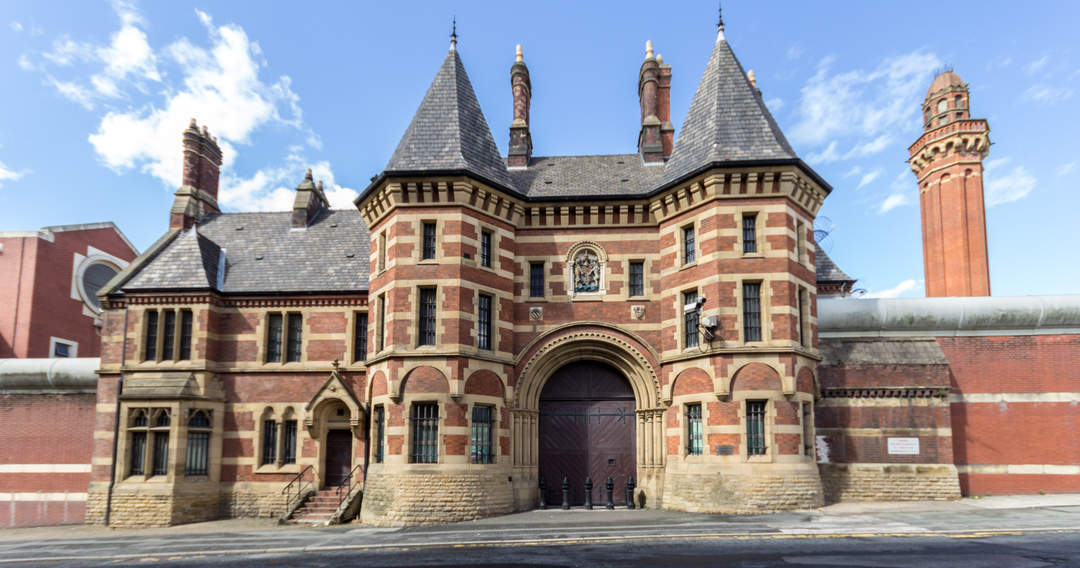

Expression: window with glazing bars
xmin=353 ymin=313 xmax=368 ymax=362
xmin=266 ymin=313 xmax=283 ymax=362
xmin=286 ymin=313 xmax=302 ymax=362
xmin=162 ymin=310 xmax=176 ymax=360
xmin=471 ymin=406 xmax=494 ymax=464
xmin=179 ymin=310 xmax=192 ymax=360
xmin=743 ymin=214 xmax=757 ymax=253
xmin=480 ymin=230 xmax=492 ymax=267
xmin=529 ymin=262 xmax=544 ymax=297
xmin=418 ymin=288 xmax=437 ymax=346
xmin=261 ymin=419 xmax=277 ymax=465
xmin=684 ymin=290 xmax=699 ymax=348
xmin=801 ymin=402 xmax=814 ymax=457
xmin=629 ymin=262 xmax=644 ymax=296
xmin=129 ymin=431 xmax=146 ymax=476
xmin=372 ymin=405 xmax=385 ymax=463
xmin=377 ymin=232 xmax=387 ymax=271
xmin=422 ymin=222 xmax=436 ymax=260
xmin=283 ymin=420 xmax=297 ymax=464
xmin=797 ymin=287 xmax=807 ymax=347
xmin=477 ymin=294 xmax=492 ymax=351
xmin=152 ymin=431 xmax=169 ymax=475
xmin=185 ymin=410 xmax=211 ymax=476
xmin=410 ymin=402 xmax=439 ymax=463
xmin=144 ymin=310 xmax=159 ymax=360
xmin=683 ymin=226 xmax=695 ymax=264
xmin=743 ymin=283 xmax=762 ymax=342
xmin=747 ymin=400 xmax=767 ymax=455
xmin=686 ymin=403 xmax=703 ymax=455
xmin=377 ymin=295 xmax=386 ymax=351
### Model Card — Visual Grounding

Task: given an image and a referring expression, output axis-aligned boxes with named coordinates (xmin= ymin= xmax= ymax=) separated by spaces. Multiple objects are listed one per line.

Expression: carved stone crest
xmin=573 ymin=250 xmax=601 ymax=293
xmin=529 ymin=306 xmax=543 ymax=321
xmin=631 ymin=305 xmax=645 ymax=320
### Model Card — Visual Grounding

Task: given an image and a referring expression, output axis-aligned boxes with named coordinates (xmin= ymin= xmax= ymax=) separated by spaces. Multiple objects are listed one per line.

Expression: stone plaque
xmin=714 ymin=444 xmax=734 ymax=456
xmin=887 ymin=437 xmax=920 ymax=455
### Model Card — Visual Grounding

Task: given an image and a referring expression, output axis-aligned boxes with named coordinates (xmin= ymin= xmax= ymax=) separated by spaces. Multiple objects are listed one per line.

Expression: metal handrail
xmin=335 ymin=464 xmax=364 ymax=510
xmin=282 ymin=464 xmax=314 ymax=511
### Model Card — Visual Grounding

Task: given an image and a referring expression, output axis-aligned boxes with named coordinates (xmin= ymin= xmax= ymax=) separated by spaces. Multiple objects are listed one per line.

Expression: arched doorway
xmin=539 ymin=361 xmax=636 ymax=505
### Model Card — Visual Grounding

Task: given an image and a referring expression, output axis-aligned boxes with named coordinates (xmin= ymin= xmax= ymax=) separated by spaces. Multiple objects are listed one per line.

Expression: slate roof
xmin=815 ymin=242 xmax=854 ymax=284
xmin=662 ymin=30 xmax=797 ymax=186
xmin=119 ymin=210 xmax=369 ymax=294
xmin=384 ymin=46 xmax=514 ymax=190
xmin=506 ymin=155 xmax=665 ymax=199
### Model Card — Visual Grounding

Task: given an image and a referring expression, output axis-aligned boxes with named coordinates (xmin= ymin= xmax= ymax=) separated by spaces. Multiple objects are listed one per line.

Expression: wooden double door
xmin=539 ymin=361 xmax=636 ymax=506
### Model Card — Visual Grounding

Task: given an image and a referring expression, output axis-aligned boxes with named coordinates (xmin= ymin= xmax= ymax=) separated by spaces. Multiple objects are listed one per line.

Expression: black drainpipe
xmin=103 ymin=303 xmax=129 ymax=526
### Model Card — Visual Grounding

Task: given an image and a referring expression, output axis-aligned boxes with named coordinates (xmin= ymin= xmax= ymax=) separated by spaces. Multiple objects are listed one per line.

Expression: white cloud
xmin=0 ymin=160 xmax=28 ymax=187
xmin=1058 ymin=162 xmax=1076 ymax=177
xmin=865 ymin=278 xmax=922 ymax=299
xmin=985 ymin=163 xmax=1036 ymax=207
xmin=1025 ymin=55 xmax=1050 ymax=75
xmin=46 ymin=75 xmax=95 ymax=109
xmin=786 ymin=45 xmax=803 ymax=60
xmin=89 ymin=9 xmax=303 ymax=192
xmin=42 ymin=37 xmax=95 ymax=66
xmin=17 ymin=54 xmax=34 ymax=71
xmin=765 ymin=97 xmax=783 ymax=111
xmin=1023 ymin=84 xmax=1074 ymax=103
xmin=843 ymin=165 xmax=862 ymax=178
xmin=10 ymin=21 xmax=23 ymax=33
xmin=806 ymin=140 xmax=839 ymax=163
xmin=789 ymin=51 xmax=941 ymax=160
xmin=857 ymin=168 xmax=882 ymax=189
xmin=877 ymin=193 xmax=908 ymax=214
xmin=221 ymin=157 xmax=358 ymax=211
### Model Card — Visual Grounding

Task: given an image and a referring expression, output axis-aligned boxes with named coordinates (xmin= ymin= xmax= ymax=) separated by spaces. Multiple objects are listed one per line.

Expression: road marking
xmin=0 ymin=528 xmax=1077 ymax=565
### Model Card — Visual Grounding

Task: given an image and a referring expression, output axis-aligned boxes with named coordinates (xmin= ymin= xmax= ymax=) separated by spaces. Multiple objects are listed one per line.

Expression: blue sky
xmin=1 ymin=1 xmax=1077 ymax=297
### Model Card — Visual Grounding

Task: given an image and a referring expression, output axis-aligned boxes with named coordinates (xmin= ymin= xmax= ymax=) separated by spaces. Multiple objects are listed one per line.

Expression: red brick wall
xmin=0 ymin=393 xmax=96 ymax=527
xmin=941 ymin=334 xmax=1080 ymax=495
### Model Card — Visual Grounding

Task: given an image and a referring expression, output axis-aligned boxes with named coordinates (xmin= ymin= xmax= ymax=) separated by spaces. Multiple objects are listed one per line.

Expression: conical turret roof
xmin=663 ymin=28 xmax=797 ymax=185
xmin=384 ymin=47 xmax=513 ymax=190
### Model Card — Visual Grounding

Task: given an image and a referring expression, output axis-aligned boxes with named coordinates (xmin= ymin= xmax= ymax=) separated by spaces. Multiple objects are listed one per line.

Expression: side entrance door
xmin=539 ymin=361 xmax=636 ymax=505
xmin=324 ymin=429 xmax=352 ymax=487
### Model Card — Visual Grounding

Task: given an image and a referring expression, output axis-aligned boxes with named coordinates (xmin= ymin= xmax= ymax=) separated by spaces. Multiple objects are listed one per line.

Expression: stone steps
xmin=287 ymin=490 xmax=345 ymax=525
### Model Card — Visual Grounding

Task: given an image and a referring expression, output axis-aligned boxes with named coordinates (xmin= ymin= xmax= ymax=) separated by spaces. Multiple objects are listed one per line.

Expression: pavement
xmin=0 ymin=494 xmax=1078 ymax=565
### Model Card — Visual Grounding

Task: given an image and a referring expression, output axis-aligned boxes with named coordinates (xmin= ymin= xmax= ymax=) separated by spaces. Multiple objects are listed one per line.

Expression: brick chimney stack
xmin=508 ymin=44 xmax=532 ymax=168
xmin=291 ymin=168 xmax=330 ymax=229
xmin=908 ymin=70 xmax=991 ymax=296
xmin=170 ymin=119 xmax=223 ymax=230
xmin=638 ymin=40 xmax=665 ymax=164
xmin=657 ymin=53 xmax=674 ymax=160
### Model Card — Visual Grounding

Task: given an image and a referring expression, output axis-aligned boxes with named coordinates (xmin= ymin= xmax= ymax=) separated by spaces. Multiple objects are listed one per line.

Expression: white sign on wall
xmin=887 ymin=437 xmax=920 ymax=455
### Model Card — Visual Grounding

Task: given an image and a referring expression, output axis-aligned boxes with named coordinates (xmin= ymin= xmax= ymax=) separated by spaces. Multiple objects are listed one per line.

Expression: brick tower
xmin=909 ymin=70 xmax=991 ymax=297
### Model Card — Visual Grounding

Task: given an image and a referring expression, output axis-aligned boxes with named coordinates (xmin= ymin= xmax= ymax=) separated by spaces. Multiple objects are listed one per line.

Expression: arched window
xmin=186 ymin=410 xmax=212 ymax=476
xmin=150 ymin=410 xmax=171 ymax=476
xmin=937 ymin=99 xmax=947 ymax=113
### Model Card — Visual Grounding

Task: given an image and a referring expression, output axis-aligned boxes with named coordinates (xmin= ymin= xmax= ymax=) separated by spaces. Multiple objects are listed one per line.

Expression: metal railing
xmin=281 ymin=464 xmax=314 ymax=513
xmin=335 ymin=464 xmax=364 ymax=510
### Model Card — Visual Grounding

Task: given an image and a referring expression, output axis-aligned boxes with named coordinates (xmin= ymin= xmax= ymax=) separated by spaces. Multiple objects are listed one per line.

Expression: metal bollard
xmin=561 ymin=477 xmax=570 ymax=510
xmin=584 ymin=476 xmax=593 ymax=510
xmin=605 ymin=477 xmax=615 ymax=509
xmin=538 ymin=476 xmax=547 ymax=510
xmin=626 ymin=476 xmax=636 ymax=509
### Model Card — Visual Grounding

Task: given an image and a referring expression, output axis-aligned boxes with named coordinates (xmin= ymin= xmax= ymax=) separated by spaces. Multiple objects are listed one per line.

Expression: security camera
xmin=683 ymin=296 xmax=708 ymax=313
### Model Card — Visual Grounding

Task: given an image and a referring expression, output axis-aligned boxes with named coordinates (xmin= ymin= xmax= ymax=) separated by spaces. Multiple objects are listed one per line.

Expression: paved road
xmin=0 ymin=496 xmax=1077 ymax=566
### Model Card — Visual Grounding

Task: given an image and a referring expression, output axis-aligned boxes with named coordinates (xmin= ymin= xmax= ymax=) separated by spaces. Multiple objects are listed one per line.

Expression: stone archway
xmin=511 ymin=325 xmax=664 ymax=508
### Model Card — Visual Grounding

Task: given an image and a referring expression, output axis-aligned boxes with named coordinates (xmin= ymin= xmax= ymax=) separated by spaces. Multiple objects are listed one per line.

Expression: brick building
xmin=1 ymin=223 xmax=137 ymax=358
xmin=0 ymin=221 xmax=136 ymax=527
xmin=81 ymin=21 xmax=1078 ymax=528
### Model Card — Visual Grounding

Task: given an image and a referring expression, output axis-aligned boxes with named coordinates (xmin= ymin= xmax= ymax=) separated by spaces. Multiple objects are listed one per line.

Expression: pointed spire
xmin=717 ymin=2 xmax=725 ymax=42
xmin=663 ymin=23 xmax=796 ymax=185
xmin=450 ymin=17 xmax=457 ymax=51
xmin=385 ymin=43 xmax=513 ymax=189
